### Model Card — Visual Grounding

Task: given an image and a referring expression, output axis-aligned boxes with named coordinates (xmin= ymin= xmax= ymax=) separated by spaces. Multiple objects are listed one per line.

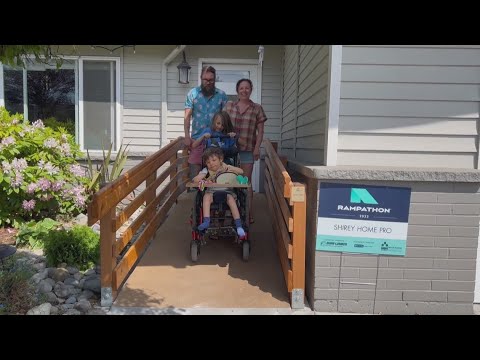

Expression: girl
xmin=191 ymin=111 xmax=246 ymax=154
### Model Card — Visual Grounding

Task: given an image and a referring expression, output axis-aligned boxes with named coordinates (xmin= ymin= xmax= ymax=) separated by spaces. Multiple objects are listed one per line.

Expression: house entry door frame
xmin=198 ymin=58 xmax=263 ymax=192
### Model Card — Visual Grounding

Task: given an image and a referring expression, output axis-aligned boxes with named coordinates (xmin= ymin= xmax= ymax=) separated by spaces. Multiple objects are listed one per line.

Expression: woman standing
xmin=223 ymin=78 xmax=267 ymax=224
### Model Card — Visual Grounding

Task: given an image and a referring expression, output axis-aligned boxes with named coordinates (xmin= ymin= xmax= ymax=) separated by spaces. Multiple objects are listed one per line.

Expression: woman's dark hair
xmin=211 ymin=111 xmax=234 ymax=133
xmin=236 ymin=78 xmax=253 ymax=93
xmin=202 ymin=147 xmax=224 ymax=163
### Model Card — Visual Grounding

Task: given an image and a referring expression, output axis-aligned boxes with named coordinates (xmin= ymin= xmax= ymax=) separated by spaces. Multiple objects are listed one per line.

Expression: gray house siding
xmin=281 ymin=45 xmax=329 ymax=163
xmin=122 ymin=46 xmax=175 ymax=153
xmin=338 ymin=45 xmax=480 ymax=168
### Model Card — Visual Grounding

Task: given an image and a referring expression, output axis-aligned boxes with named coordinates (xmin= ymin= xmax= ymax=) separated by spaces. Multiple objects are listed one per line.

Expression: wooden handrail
xmin=88 ymin=137 xmax=189 ymax=307
xmin=263 ymin=139 xmax=306 ymax=310
xmin=264 ymin=140 xmax=293 ymax=198
xmin=88 ymin=139 xmax=185 ymax=225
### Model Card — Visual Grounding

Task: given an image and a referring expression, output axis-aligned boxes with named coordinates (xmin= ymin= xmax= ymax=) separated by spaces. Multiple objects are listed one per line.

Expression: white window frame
xmin=0 ymin=55 xmax=121 ymax=153
xmin=79 ymin=56 xmax=121 ymax=153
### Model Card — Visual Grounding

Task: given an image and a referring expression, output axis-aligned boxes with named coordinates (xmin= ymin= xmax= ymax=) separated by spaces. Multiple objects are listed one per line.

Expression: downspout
xmin=161 ymin=45 xmax=187 ymax=148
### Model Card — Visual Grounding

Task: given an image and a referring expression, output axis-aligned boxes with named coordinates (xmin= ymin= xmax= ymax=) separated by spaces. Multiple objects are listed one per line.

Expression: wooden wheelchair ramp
xmin=113 ymin=192 xmax=290 ymax=309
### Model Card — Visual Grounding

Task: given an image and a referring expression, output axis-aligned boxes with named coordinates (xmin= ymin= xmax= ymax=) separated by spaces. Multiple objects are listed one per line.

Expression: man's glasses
xmin=202 ymin=78 xmax=215 ymax=83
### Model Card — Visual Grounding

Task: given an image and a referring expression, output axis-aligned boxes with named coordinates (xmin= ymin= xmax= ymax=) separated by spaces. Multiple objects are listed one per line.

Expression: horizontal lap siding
xmin=281 ymin=46 xmax=298 ymax=159
xmin=122 ymin=46 xmax=173 ymax=152
xmin=281 ymin=45 xmax=329 ymax=163
xmin=338 ymin=45 xmax=480 ymax=168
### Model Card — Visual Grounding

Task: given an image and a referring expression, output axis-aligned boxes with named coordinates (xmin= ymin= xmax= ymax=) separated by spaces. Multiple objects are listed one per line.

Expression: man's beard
xmin=201 ymin=84 xmax=215 ymax=97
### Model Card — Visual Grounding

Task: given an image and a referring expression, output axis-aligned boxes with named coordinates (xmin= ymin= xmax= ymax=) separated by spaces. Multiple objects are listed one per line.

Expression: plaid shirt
xmin=223 ymin=100 xmax=267 ymax=152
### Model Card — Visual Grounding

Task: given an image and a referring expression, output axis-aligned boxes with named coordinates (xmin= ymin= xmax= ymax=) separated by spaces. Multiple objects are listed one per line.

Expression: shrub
xmin=43 ymin=117 xmax=75 ymax=136
xmin=0 ymin=107 xmax=90 ymax=226
xmin=0 ymin=256 xmax=38 ymax=314
xmin=16 ymin=218 xmax=61 ymax=249
xmin=43 ymin=225 xmax=100 ymax=270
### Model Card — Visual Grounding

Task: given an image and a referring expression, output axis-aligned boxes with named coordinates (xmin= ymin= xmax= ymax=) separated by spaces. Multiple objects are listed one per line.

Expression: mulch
xmin=0 ymin=227 xmax=17 ymax=245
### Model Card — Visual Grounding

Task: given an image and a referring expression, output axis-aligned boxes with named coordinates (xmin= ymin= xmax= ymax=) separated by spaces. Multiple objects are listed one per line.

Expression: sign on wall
xmin=316 ymin=183 xmax=411 ymax=256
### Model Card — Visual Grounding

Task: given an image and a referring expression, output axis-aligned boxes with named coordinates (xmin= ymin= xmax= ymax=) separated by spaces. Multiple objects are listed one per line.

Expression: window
xmin=0 ymin=57 xmax=120 ymax=152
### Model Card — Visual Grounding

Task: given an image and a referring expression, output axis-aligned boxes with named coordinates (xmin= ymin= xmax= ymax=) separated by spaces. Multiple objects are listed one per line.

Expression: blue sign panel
xmin=316 ymin=183 xmax=411 ymax=256
xmin=318 ymin=183 xmax=411 ymax=222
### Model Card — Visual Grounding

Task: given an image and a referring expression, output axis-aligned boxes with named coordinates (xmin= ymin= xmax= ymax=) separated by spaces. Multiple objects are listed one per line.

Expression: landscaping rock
xmin=27 ymin=303 xmax=51 ymax=315
xmin=63 ymin=309 xmax=81 ymax=315
xmin=67 ymin=266 xmax=79 ymax=275
xmin=77 ymin=290 xmax=95 ymax=301
xmin=31 ymin=269 xmax=48 ymax=284
xmin=37 ymin=279 xmax=53 ymax=294
xmin=74 ymin=300 xmax=92 ymax=312
xmin=83 ymin=277 xmax=101 ymax=294
xmin=65 ymin=296 xmax=77 ymax=304
xmin=51 ymin=268 xmax=69 ymax=282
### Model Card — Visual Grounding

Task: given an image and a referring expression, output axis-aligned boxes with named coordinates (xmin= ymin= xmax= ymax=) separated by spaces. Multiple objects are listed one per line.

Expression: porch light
xmin=177 ymin=51 xmax=191 ymax=84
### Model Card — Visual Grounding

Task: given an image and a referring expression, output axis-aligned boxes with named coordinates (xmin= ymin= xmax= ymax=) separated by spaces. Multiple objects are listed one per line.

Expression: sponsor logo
xmin=350 ymin=188 xmax=378 ymax=205
xmin=337 ymin=188 xmax=391 ymax=213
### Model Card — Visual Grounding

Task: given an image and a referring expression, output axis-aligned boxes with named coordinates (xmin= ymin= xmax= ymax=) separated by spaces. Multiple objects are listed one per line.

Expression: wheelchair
xmin=188 ymin=136 xmax=250 ymax=262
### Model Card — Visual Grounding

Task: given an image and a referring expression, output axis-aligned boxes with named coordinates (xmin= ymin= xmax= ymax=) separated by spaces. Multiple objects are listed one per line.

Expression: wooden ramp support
xmin=264 ymin=139 xmax=306 ymax=309
xmin=87 ymin=137 xmax=188 ymax=306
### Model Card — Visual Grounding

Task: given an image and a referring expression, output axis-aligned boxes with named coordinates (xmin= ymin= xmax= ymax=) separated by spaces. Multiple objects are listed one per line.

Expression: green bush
xmin=16 ymin=218 xmax=61 ymax=249
xmin=43 ymin=225 xmax=100 ymax=270
xmin=0 ymin=106 xmax=90 ymax=226
xmin=0 ymin=256 xmax=37 ymax=314
xmin=43 ymin=117 xmax=75 ymax=136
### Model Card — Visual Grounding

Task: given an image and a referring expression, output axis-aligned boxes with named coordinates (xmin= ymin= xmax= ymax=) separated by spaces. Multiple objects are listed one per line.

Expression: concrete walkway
xmin=113 ymin=192 xmax=296 ymax=312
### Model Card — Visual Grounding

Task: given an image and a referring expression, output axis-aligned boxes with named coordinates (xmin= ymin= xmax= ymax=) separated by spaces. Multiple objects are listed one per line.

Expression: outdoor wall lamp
xmin=177 ymin=51 xmax=191 ymax=84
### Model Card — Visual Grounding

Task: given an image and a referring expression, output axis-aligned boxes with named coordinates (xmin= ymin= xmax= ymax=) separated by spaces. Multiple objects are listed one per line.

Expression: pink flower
xmin=22 ymin=199 xmax=36 ymax=211
xmin=26 ymin=183 xmax=38 ymax=194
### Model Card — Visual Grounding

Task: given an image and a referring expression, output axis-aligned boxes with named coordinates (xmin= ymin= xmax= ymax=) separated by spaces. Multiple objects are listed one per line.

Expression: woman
xmin=223 ymin=78 xmax=267 ymax=224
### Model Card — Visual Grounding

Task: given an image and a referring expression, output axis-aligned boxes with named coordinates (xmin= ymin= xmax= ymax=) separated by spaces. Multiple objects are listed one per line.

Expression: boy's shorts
xmin=188 ymin=145 xmax=203 ymax=165
xmin=206 ymin=188 xmax=237 ymax=200
xmin=239 ymin=151 xmax=254 ymax=164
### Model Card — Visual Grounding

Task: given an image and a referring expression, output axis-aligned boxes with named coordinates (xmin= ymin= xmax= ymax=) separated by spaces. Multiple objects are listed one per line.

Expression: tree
xmin=0 ymin=45 xmax=75 ymax=68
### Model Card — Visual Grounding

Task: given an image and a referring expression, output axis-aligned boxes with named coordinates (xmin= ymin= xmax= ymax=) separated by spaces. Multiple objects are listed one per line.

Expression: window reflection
xmin=27 ymin=68 xmax=75 ymax=126
xmin=4 ymin=68 xmax=24 ymax=115
xmin=3 ymin=62 xmax=76 ymax=136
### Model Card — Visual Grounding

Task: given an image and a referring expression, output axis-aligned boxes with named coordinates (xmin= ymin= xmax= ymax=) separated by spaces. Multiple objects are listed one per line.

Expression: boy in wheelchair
xmin=192 ymin=147 xmax=246 ymax=238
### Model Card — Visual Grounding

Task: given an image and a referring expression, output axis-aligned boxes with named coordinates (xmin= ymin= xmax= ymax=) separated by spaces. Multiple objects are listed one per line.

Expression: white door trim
xmin=324 ymin=45 xmax=342 ymax=166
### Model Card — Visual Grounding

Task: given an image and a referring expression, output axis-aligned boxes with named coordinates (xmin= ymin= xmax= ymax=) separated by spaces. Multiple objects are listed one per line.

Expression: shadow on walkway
xmin=114 ymin=192 xmax=290 ymax=309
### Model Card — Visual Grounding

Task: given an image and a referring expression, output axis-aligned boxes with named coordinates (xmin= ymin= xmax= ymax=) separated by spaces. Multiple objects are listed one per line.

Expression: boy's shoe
xmin=237 ymin=227 xmax=246 ymax=238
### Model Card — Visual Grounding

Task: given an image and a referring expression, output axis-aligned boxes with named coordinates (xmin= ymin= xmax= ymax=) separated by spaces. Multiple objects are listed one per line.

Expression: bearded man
xmin=184 ymin=65 xmax=228 ymax=179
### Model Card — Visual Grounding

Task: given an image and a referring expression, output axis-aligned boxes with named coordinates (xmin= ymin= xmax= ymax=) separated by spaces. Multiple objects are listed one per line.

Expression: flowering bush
xmin=0 ymin=107 xmax=90 ymax=226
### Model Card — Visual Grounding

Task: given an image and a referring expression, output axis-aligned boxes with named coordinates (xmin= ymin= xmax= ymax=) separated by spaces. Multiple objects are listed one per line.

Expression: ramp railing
xmin=87 ymin=137 xmax=188 ymax=306
xmin=263 ymin=139 xmax=306 ymax=309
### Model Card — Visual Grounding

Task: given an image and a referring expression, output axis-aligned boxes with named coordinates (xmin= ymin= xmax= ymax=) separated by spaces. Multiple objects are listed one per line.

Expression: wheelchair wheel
xmin=242 ymin=241 xmax=250 ymax=262
xmin=191 ymin=241 xmax=199 ymax=262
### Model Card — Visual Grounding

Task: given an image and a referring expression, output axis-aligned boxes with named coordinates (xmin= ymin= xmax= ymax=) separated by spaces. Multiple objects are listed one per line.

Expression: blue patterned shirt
xmin=185 ymin=86 xmax=228 ymax=140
